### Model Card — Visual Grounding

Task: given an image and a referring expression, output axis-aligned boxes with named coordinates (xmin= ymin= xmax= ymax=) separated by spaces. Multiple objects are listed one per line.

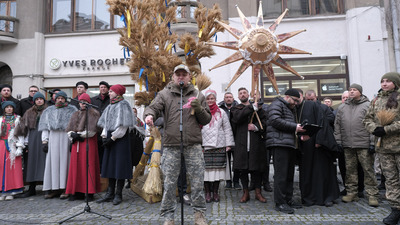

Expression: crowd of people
xmin=1 ymin=69 xmax=400 ymax=225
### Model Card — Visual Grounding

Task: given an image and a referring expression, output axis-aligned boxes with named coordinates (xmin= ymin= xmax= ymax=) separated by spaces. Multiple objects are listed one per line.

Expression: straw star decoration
xmin=207 ymin=1 xmax=311 ymax=96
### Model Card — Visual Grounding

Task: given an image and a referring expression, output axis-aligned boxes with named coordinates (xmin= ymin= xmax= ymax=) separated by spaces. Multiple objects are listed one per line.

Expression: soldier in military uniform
xmin=364 ymin=72 xmax=400 ymax=225
xmin=144 ymin=64 xmax=211 ymax=225
xmin=334 ymin=83 xmax=379 ymax=207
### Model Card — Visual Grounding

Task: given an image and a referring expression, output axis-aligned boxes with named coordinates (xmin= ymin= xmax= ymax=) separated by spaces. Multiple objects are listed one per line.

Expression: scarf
xmin=55 ymin=102 xmax=69 ymax=108
xmin=111 ymin=95 xmax=124 ymax=104
xmin=1 ymin=114 xmax=16 ymax=136
xmin=208 ymin=103 xmax=221 ymax=127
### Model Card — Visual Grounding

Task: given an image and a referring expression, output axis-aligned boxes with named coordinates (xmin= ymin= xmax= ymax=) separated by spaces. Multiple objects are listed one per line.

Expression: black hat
xmin=99 ymin=81 xmax=110 ymax=89
xmin=0 ymin=84 xmax=12 ymax=92
xmin=284 ymin=89 xmax=300 ymax=98
xmin=76 ymin=81 xmax=88 ymax=89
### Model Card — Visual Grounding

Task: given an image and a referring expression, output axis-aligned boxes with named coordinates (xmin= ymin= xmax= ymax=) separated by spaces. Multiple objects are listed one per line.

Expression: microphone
xmin=179 ymin=81 xmax=185 ymax=88
xmin=40 ymin=88 xmax=54 ymax=95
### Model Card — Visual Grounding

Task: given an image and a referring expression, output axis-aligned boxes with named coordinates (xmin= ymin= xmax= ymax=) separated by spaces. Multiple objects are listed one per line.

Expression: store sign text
xmin=51 ymin=58 xmax=131 ymax=71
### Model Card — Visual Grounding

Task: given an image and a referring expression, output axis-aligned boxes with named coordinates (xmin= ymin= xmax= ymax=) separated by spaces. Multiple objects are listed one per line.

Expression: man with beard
xmin=0 ymin=84 xmax=21 ymax=115
xmin=298 ymin=89 xmax=340 ymax=207
xmin=218 ymin=92 xmax=241 ymax=190
xmin=230 ymin=87 xmax=267 ymax=203
xmin=266 ymin=89 xmax=306 ymax=214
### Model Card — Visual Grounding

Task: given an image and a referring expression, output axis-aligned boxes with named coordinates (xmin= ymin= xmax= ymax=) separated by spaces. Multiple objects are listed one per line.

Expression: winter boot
xmin=239 ymin=189 xmax=250 ymax=203
xmin=204 ymin=182 xmax=212 ymax=203
xmin=255 ymin=188 xmax=267 ymax=203
xmin=194 ymin=211 xmax=207 ymax=225
xmin=342 ymin=193 xmax=359 ymax=203
xmin=113 ymin=179 xmax=124 ymax=205
xmin=97 ymin=178 xmax=116 ymax=203
xmin=383 ymin=208 xmax=400 ymax=225
xmin=213 ymin=181 xmax=220 ymax=202
xmin=368 ymin=196 xmax=379 ymax=207
xmin=20 ymin=183 xmax=36 ymax=198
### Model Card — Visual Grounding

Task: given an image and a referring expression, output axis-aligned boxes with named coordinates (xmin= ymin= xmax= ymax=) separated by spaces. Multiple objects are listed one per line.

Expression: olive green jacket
xmin=363 ymin=90 xmax=400 ymax=153
xmin=144 ymin=82 xmax=211 ymax=147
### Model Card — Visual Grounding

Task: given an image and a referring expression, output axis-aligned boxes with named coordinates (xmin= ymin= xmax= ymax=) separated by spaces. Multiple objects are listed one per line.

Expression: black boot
xmin=213 ymin=181 xmax=220 ymax=202
xmin=20 ymin=183 xmax=36 ymax=198
xmin=97 ymin=178 xmax=116 ymax=203
xmin=204 ymin=182 xmax=212 ymax=203
xmin=113 ymin=179 xmax=124 ymax=205
xmin=383 ymin=208 xmax=400 ymax=225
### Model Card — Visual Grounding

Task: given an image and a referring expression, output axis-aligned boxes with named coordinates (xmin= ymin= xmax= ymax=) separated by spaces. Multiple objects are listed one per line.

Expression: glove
xmin=190 ymin=99 xmax=202 ymax=113
xmin=368 ymin=145 xmax=375 ymax=154
xmin=71 ymin=132 xmax=84 ymax=143
xmin=42 ymin=143 xmax=48 ymax=153
xmin=372 ymin=127 xmax=386 ymax=137
xmin=337 ymin=144 xmax=344 ymax=152
xmin=15 ymin=147 xmax=23 ymax=156
xmin=102 ymin=137 xmax=114 ymax=148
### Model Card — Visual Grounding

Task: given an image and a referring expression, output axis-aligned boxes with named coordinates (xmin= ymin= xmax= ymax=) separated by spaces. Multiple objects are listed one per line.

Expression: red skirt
xmin=0 ymin=140 xmax=23 ymax=193
xmin=66 ymin=136 xmax=101 ymax=194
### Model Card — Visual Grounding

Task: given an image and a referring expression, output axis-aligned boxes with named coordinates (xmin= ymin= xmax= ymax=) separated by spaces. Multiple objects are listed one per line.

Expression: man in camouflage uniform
xmin=334 ymin=83 xmax=379 ymax=207
xmin=364 ymin=72 xmax=400 ymax=225
xmin=144 ymin=64 xmax=211 ymax=225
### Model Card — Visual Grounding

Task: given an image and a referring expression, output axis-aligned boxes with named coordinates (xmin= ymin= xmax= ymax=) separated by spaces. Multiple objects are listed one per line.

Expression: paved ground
xmin=0 ymin=169 xmax=390 ymax=225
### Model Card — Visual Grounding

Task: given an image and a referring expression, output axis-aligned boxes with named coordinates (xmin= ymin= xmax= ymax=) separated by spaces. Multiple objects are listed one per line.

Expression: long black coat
xmin=20 ymin=96 xmax=34 ymax=116
xmin=230 ymin=103 xmax=266 ymax=172
xmin=91 ymin=94 xmax=110 ymax=115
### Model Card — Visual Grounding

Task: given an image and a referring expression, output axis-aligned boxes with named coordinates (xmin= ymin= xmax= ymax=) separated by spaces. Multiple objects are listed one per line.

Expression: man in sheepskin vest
xmin=38 ymin=91 xmax=77 ymax=199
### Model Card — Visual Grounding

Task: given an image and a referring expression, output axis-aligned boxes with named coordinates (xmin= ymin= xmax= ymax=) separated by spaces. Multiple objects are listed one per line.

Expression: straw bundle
xmin=143 ymin=138 xmax=162 ymax=195
xmin=376 ymin=109 xmax=396 ymax=147
xmin=132 ymin=136 xmax=154 ymax=184
xmin=191 ymin=73 xmax=212 ymax=115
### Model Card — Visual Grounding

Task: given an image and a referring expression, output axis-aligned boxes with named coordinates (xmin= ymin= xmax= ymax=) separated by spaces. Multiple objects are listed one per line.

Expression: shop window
xmin=50 ymin=0 xmax=120 ymax=33
xmin=0 ymin=0 xmax=16 ymax=33
xmin=261 ymin=57 xmax=348 ymax=103
xmin=262 ymin=0 xmax=344 ymax=18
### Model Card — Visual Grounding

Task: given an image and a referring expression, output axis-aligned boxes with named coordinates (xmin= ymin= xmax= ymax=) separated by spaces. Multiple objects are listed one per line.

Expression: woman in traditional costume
xmin=65 ymin=93 xmax=101 ymax=201
xmin=97 ymin=84 xmax=134 ymax=205
xmin=0 ymin=101 xmax=24 ymax=200
xmin=14 ymin=92 xmax=47 ymax=197
xmin=201 ymin=90 xmax=235 ymax=202
xmin=38 ymin=91 xmax=77 ymax=199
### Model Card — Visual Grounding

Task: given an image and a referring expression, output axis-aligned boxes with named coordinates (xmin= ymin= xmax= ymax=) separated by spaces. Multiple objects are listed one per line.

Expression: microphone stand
xmin=59 ymin=97 xmax=111 ymax=224
xmin=179 ymin=81 xmax=185 ymax=225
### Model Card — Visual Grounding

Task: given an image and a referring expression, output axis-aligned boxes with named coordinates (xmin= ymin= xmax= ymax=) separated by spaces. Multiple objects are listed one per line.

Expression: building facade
xmin=0 ymin=0 xmax=399 ymax=108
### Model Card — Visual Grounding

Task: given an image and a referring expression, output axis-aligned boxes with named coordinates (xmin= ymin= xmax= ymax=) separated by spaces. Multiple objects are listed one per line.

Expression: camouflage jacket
xmin=363 ymin=90 xmax=400 ymax=153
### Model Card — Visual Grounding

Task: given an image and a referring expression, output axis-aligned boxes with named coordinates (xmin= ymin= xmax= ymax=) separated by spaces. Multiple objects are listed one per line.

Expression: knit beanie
xmin=33 ymin=92 xmax=45 ymax=103
xmin=381 ymin=72 xmax=400 ymax=88
xmin=78 ymin=93 xmax=91 ymax=103
xmin=284 ymin=89 xmax=300 ymax=98
xmin=0 ymin=84 xmax=12 ymax=92
xmin=55 ymin=91 xmax=68 ymax=100
xmin=1 ymin=101 xmax=16 ymax=110
xmin=110 ymin=84 xmax=126 ymax=96
xmin=205 ymin=89 xmax=217 ymax=98
xmin=349 ymin=83 xmax=363 ymax=94
xmin=76 ymin=81 xmax=89 ymax=89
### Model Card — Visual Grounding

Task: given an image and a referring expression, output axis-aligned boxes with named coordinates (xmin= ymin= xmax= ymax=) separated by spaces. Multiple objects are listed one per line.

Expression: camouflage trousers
xmin=379 ymin=153 xmax=400 ymax=209
xmin=160 ymin=144 xmax=206 ymax=220
xmin=344 ymin=148 xmax=378 ymax=197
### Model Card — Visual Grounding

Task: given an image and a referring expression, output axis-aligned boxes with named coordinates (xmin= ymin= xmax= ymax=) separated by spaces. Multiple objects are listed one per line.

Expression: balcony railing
xmin=0 ymin=15 xmax=18 ymax=44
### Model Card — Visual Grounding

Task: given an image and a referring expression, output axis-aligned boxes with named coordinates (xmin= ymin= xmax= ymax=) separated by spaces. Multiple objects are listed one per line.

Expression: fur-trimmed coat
xmin=15 ymin=105 xmax=47 ymax=137
xmin=66 ymin=108 xmax=100 ymax=138
xmin=38 ymin=105 xmax=77 ymax=131
xmin=97 ymin=100 xmax=135 ymax=132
